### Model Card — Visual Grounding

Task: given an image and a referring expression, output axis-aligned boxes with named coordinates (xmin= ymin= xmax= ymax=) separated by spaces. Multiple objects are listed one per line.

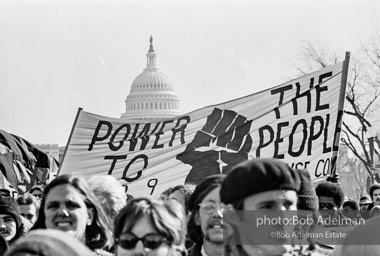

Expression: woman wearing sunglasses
xmin=114 ymin=198 xmax=187 ymax=256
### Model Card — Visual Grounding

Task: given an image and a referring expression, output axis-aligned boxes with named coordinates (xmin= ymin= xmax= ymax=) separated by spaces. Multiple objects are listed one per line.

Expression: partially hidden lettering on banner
xmin=59 ymin=61 xmax=347 ymax=198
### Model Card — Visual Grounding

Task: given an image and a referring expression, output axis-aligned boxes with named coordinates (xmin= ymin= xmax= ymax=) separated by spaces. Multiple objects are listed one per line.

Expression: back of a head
xmin=4 ymin=229 xmax=94 ymax=256
xmin=169 ymin=184 xmax=196 ymax=213
xmin=331 ymin=215 xmax=380 ymax=256
xmin=332 ymin=244 xmax=380 ymax=256
xmin=88 ymin=175 xmax=127 ymax=215
xmin=342 ymin=200 xmax=359 ymax=210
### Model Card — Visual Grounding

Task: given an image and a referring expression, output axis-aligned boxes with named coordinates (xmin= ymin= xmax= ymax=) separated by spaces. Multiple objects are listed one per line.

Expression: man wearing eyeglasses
xmin=187 ymin=174 xmax=225 ymax=256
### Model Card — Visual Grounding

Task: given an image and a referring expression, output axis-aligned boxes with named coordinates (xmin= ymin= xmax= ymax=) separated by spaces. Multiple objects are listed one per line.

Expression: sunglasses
xmin=116 ymin=232 xmax=168 ymax=250
xmin=319 ymin=202 xmax=335 ymax=210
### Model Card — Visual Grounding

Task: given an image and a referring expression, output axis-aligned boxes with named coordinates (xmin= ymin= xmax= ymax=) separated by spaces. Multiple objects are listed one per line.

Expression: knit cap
xmin=220 ymin=158 xmax=301 ymax=204
xmin=297 ymin=169 xmax=318 ymax=211
xmin=187 ymin=174 xmax=225 ymax=212
xmin=0 ymin=196 xmax=21 ymax=230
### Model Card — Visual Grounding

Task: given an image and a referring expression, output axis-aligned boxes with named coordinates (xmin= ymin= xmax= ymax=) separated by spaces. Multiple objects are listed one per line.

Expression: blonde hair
xmin=88 ymin=175 xmax=127 ymax=219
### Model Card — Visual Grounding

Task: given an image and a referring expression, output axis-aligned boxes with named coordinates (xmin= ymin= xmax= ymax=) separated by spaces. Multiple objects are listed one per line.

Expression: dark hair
xmin=126 ymin=193 xmax=135 ymax=202
xmin=230 ymin=198 xmax=245 ymax=211
xmin=187 ymin=211 xmax=202 ymax=244
xmin=342 ymin=200 xmax=359 ymax=210
xmin=31 ymin=174 xmax=113 ymax=250
xmin=29 ymin=187 xmax=43 ymax=194
xmin=315 ymin=181 xmax=345 ymax=207
xmin=114 ymin=198 xmax=186 ymax=255
xmin=187 ymin=175 xmax=224 ymax=244
xmin=369 ymin=183 xmax=380 ymax=200
xmin=360 ymin=196 xmax=371 ymax=202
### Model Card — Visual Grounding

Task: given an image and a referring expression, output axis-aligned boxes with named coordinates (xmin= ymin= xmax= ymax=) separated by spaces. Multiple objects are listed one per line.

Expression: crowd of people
xmin=0 ymin=158 xmax=379 ymax=256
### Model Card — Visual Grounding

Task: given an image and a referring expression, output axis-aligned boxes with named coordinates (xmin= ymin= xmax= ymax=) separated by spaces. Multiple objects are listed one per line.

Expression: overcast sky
xmin=0 ymin=0 xmax=378 ymax=146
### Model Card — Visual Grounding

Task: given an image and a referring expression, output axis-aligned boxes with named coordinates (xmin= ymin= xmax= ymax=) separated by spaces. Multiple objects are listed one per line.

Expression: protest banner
xmin=59 ymin=55 xmax=349 ymax=198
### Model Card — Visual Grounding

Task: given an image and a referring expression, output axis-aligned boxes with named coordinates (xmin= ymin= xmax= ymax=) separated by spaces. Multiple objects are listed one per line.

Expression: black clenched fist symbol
xmin=176 ymin=108 xmax=253 ymax=185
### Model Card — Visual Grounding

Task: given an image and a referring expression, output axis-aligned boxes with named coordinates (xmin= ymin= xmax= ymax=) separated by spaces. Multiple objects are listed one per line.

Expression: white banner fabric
xmin=59 ymin=62 xmax=345 ymax=198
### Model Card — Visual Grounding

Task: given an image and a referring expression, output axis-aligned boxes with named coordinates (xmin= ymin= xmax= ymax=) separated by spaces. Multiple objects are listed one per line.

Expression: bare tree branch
xmin=295 ymin=37 xmax=380 ymax=189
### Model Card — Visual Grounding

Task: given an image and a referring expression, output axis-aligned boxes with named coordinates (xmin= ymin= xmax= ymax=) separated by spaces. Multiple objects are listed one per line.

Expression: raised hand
xmin=177 ymin=108 xmax=253 ymax=185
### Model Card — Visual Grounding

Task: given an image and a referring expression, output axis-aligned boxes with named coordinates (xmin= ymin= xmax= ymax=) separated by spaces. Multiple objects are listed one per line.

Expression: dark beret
xmin=220 ymin=158 xmax=301 ymax=204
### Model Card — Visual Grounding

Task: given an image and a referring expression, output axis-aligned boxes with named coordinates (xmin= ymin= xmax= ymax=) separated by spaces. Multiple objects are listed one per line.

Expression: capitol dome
xmin=121 ymin=37 xmax=181 ymax=121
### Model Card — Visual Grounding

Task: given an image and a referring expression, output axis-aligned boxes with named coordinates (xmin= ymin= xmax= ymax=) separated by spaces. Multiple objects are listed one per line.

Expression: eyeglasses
xmin=199 ymin=201 xmax=226 ymax=214
xmin=319 ymin=202 xmax=335 ymax=210
xmin=116 ymin=232 xmax=168 ymax=250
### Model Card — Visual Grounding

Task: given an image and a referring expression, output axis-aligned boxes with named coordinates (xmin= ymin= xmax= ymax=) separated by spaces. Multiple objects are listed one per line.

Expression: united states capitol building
xmin=43 ymin=36 xmax=182 ymax=167
xmin=120 ymin=36 xmax=182 ymax=121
